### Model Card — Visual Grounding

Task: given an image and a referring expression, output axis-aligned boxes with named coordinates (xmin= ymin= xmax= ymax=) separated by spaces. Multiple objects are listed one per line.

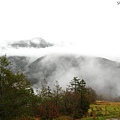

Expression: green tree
xmin=34 ymin=77 xmax=96 ymax=119
xmin=64 ymin=77 xmax=94 ymax=119
xmin=0 ymin=56 xmax=36 ymax=120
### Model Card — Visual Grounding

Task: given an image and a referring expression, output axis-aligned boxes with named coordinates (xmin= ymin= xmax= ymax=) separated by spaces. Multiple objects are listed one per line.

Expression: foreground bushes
xmin=0 ymin=56 xmax=37 ymax=120
xmin=34 ymin=78 xmax=97 ymax=119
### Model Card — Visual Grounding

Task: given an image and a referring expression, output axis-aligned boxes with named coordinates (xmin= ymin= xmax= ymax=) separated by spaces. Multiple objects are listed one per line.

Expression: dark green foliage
xmin=0 ymin=56 xmax=36 ymax=120
xmin=64 ymin=77 xmax=91 ymax=118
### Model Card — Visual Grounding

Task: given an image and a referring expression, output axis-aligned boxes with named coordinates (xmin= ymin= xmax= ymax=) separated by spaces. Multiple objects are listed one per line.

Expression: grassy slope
xmin=54 ymin=101 xmax=120 ymax=120
xmin=81 ymin=101 xmax=120 ymax=120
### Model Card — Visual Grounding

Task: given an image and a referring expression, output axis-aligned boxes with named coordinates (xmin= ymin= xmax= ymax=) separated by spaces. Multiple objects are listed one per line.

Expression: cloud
xmin=1 ymin=41 xmax=120 ymax=62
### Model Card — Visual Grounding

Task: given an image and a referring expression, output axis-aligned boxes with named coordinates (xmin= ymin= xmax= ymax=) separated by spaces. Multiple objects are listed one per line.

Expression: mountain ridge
xmin=8 ymin=37 xmax=54 ymax=48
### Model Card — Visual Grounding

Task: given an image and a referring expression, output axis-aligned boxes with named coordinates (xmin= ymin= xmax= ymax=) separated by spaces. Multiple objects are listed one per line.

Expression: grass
xmin=54 ymin=101 xmax=120 ymax=120
xmin=81 ymin=100 xmax=120 ymax=120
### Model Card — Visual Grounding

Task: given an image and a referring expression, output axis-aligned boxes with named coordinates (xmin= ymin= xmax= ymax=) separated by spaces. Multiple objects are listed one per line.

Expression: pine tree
xmin=0 ymin=56 xmax=36 ymax=120
xmin=65 ymin=77 xmax=91 ymax=119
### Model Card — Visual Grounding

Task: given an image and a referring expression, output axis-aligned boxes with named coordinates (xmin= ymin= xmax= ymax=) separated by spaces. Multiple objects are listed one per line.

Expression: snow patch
xmin=31 ymin=38 xmax=41 ymax=44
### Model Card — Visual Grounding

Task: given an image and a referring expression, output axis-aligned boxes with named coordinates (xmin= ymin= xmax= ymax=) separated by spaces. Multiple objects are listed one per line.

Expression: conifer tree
xmin=0 ymin=56 xmax=36 ymax=120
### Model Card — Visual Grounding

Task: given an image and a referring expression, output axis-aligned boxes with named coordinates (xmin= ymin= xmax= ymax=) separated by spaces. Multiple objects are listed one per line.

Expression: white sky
xmin=0 ymin=0 xmax=120 ymax=61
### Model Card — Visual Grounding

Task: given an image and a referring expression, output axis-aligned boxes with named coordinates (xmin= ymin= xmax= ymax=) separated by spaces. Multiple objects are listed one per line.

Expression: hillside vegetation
xmin=0 ymin=56 xmax=120 ymax=120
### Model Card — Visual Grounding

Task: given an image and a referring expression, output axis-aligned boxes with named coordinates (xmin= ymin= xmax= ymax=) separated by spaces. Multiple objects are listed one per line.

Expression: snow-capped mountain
xmin=8 ymin=37 xmax=53 ymax=48
xmin=0 ymin=37 xmax=56 ymax=57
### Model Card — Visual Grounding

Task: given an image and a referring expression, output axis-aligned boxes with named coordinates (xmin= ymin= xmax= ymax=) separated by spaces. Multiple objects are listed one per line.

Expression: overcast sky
xmin=0 ymin=0 xmax=120 ymax=61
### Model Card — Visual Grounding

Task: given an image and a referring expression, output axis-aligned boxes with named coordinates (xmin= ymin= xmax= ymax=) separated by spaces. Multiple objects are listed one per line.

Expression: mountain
xmin=1 ymin=38 xmax=120 ymax=99
xmin=7 ymin=54 xmax=120 ymax=99
xmin=0 ymin=37 xmax=54 ymax=57
xmin=8 ymin=37 xmax=53 ymax=48
xmin=8 ymin=56 xmax=32 ymax=72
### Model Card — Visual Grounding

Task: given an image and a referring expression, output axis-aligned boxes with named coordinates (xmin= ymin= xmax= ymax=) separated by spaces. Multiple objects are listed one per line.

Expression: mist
xmin=24 ymin=54 xmax=120 ymax=98
xmin=1 ymin=40 xmax=120 ymax=62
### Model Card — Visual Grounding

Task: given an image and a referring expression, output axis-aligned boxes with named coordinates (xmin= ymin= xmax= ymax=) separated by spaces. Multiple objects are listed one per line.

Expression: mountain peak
xmin=9 ymin=37 xmax=53 ymax=48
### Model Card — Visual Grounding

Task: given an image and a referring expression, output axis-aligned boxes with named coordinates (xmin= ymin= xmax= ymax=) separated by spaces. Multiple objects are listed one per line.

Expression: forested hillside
xmin=0 ymin=56 xmax=96 ymax=120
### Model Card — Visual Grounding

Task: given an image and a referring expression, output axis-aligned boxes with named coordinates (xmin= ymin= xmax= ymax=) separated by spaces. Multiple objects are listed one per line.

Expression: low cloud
xmin=25 ymin=54 xmax=120 ymax=98
xmin=1 ymin=41 xmax=119 ymax=62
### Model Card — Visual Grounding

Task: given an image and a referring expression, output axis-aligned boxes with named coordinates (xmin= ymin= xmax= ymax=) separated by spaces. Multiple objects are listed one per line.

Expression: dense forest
xmin=0 ymin=56 xmax=119 ymax=120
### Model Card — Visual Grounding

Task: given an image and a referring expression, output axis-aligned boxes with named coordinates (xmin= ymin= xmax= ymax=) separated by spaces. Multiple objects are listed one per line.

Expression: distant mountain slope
xmin=20 ymin=54 xmax=120 ymax=98
xmin=8 ymin=56 xmax=31 ymax=72
xmin=8 ymin=37 xmax=53 ymax=48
